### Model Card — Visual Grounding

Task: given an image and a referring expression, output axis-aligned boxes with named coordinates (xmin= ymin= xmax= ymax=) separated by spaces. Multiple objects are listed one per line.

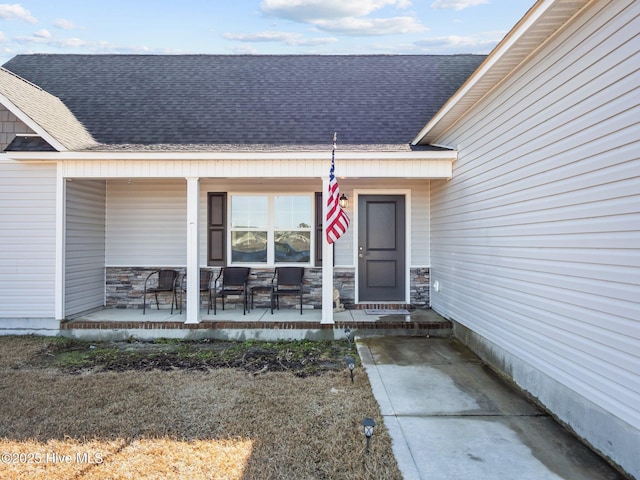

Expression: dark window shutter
xmin=208 ymin=192 xmax=226 ymax=266
xmin=315 ymin=192 xmax=322 ymax=266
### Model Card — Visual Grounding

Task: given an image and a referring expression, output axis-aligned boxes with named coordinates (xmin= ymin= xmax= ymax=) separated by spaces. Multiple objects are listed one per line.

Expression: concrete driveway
xmin=357 ymin=336 xmax=625 ymax=480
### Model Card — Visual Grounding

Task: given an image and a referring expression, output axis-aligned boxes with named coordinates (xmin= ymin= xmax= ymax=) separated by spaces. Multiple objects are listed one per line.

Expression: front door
xmin=358 ymin=195 xmax=406 ymax=302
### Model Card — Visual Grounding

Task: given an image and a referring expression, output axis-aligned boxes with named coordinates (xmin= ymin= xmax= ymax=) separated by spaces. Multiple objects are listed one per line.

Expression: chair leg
xmin=155 ymin=292 xmax=160 ymax=310
xmin=143 ymin=290 xmax=147 ymax=314
xmin=299 ymin=292 xmax=303 ymax=315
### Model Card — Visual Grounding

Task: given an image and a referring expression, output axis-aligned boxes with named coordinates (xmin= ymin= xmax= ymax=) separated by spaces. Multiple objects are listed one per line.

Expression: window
xmin=229 ymin=194 xmax=312 ymax=265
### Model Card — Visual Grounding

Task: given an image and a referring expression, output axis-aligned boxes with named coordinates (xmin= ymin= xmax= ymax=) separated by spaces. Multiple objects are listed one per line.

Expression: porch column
xmin=321 ymin=176 xmax=334 ymax=324
xmin=185 ymin=177 xmax=200 ymax=324
xmin=54 ymin=166 xmax=65 ymax=320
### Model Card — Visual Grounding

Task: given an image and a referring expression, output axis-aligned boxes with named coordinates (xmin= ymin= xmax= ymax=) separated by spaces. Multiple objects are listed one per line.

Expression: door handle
xmin=358 ymin=246 xmax=366 ymax=258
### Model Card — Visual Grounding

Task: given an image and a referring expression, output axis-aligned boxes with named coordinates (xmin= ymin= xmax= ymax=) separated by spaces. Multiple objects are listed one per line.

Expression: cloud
xmin=14 ymin=32 xmax=87 ymax=48
xmin=54 ymin=18 xmax=82 ymax=30
xmin=414 ymin=32 xmax=503 ymax=53
xmin=430 ymin=0 xmax=488 ymax=10
xmin=0 ymin=3 xmax=36 ymax=23
xmin=261 ymin=0 xmax=412 ymax=22
xmin=230 ymin=45 xmax=260 ymax=55
xmin=313 ymin=16 xmax=424 ymax=35
xmin=33 ymin=28 xmax=50 ymax=38
xmin=260 ymin=0 xmax=423 ymax=36
xmin=224 ymin=31 xmax=337 ymax=46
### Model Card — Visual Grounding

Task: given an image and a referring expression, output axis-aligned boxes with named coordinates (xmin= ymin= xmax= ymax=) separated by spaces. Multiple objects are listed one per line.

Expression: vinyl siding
xmin=411 ymin=182 xmax=430 ymax=266
xmin=65 ymin=180 xmax=106 ymax=316
xmin=106 ymin=178 xmax=430 ymax=270
xmin=0 ymin=157 xmax=56 ymax=318
xmin=106 ymin=179 xmax=187 ymax=266
xmin=429 ymin=1 xmax=640 ymax=472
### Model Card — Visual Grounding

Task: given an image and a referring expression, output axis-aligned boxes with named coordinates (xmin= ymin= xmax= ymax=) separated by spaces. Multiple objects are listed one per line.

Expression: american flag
xmin=326 ymin=133 xmax=350 ymax=244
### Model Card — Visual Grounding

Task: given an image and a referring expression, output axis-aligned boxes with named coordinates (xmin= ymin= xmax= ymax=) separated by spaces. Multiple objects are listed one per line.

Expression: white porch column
xmin=54 ymin=165 xmax=65 ymax=320
xmin=185 ymin=177 xmax=200 ymax=324
xmin=321 ymin=175 xmax=334 ymax=324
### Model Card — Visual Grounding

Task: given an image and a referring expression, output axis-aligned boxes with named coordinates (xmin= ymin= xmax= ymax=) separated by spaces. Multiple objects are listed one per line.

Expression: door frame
xmin=353 ymin=189 xmax=411 ymax=305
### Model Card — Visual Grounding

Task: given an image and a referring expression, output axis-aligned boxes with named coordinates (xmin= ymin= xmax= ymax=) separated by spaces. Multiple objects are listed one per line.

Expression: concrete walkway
xmin=357 ymin=336 xmax=625 ymax=480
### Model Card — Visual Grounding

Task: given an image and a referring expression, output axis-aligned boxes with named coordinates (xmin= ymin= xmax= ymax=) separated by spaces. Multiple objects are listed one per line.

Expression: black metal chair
xmin=143 ymin=269 xmax=178 ymax=314
xmin=210 ymin=267 xmax=250 ymax=315
xmin=178 ymin=269 xmax=214 ymax=314
xmin=270 ymin=267 xmax=304 ymax=315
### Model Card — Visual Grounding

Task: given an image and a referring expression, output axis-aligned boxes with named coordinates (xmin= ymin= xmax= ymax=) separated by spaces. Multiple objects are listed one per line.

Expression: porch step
xmin=60 ymin=317 xmax=452 ymax=341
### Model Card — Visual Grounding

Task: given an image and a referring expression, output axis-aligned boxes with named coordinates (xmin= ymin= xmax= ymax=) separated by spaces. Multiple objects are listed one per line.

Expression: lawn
xmin=0 ymin=336 xmax=401 ymax=480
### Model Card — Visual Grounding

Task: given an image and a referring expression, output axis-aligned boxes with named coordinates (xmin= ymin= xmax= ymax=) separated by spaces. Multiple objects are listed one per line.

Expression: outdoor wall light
xmin=344 ymin=327 xmax=352 ymax=347
xmin=339 ymin=193 xmax=349 ymax=209
xmin=362 ymin=418 xmax=376 ymax=452
xmin=346 ymin=356 xmax=355 ymax=383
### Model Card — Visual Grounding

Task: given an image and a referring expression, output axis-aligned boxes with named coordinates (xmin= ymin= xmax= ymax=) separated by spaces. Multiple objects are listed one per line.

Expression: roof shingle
xmin=2 ymin=54 xmax=485 ymax=149
xmin=0 ymin=67 xmax=96 ymax=150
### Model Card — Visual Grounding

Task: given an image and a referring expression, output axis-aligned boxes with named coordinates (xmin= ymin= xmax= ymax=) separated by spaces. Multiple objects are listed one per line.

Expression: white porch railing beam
xmin=185 ymin=177 xmax=200 ymax=324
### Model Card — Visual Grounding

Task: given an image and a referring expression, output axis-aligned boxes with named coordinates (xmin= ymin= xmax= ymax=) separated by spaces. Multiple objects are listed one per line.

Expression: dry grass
xmin=0 ymin=336 xmax=401 ymax=479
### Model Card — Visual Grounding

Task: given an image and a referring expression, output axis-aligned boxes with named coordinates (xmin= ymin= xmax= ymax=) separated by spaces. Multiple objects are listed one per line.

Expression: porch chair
xmin=143 ymin=269 xmax=178 ymax=314
xmin=210 ymin=267 xmax=250 ymax=315
xmin=177 ymin=269 xmax=214 ymax=314
xmin=270 ymin=267 xmax=304 ymax=315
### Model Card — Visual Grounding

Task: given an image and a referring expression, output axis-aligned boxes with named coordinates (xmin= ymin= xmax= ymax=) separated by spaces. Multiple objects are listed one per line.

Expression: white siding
xmin=60 ymin=157 xmax=452 ymax=180
xmin=411 ymin=182 xmax=430 ymax=266
xmin=0 ymin=157 xmax=56 ymax=318
xmin=106 ymin=179 xmax=187 ymax=266
xmin=429 ymin=1 xmax=640 ymax=474
xmin=106 ymin=178 xmax=431 ymax=270
xmin=65 ymin=180 xmax=106 ymax=316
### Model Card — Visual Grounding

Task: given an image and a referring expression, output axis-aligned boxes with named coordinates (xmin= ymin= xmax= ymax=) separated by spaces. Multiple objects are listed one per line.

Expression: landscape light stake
xmin=344 ymin=327 xmax=352 ymax=347
xmin=346 ymin=356 xmax=355 ymax=383
xmin=362 ymin=418 xmax=376 ymax=453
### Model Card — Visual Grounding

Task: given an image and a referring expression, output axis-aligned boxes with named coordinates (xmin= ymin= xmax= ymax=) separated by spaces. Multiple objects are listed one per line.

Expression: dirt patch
xmin=31 ymin=338 xmax=355 ymax=376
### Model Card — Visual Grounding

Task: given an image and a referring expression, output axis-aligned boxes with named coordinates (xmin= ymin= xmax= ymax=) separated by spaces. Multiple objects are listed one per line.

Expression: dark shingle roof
xmin=0 ymin=66 xmax=96 ymax=150
xmin=2 ymin=54 xmax=485 ymax=148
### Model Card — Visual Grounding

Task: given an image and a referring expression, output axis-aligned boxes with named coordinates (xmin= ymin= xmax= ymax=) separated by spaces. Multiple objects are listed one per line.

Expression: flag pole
xmin=321 ymin=132 xmax=337 ymax=324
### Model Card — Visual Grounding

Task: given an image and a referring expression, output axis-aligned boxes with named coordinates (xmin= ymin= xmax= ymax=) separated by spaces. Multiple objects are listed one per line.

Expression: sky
xmin=0 ymin=0 xmax=535 ymax=65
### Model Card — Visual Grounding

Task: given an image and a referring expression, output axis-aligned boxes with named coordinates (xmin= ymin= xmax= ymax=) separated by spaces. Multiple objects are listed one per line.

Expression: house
xmin=0 ymin=53 xmax=484 ymax=327
xmin=0 ymin=0 xmax=638 ymax=477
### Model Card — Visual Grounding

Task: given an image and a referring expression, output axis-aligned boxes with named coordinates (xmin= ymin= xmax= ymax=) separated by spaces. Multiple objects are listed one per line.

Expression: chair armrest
xmin=144 ymin=270 xmax=159 ymax=291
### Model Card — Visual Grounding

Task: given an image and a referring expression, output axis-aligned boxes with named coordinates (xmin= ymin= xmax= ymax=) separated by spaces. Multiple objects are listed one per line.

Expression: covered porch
xmin=45 ymin=148 xmax=456 ymax=327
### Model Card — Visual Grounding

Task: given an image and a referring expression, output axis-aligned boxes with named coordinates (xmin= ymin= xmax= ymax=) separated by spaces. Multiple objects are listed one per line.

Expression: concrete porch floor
xmin=61 ymin=306 xmax=453 ymax=341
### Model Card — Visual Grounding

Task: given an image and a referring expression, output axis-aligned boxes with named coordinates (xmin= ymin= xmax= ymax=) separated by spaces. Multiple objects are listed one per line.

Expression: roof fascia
xmin=0 ymin=92 xmax=66 ymax=152
xmin=5 ymin=150 xmax=457 ymax=162
xmin=411 ymin=0 xmax=558 ymax=146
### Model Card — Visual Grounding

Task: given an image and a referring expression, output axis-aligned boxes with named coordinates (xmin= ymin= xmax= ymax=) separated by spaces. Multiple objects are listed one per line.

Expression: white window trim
xmin=227 ymin=192 xmax=315 ymax=267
